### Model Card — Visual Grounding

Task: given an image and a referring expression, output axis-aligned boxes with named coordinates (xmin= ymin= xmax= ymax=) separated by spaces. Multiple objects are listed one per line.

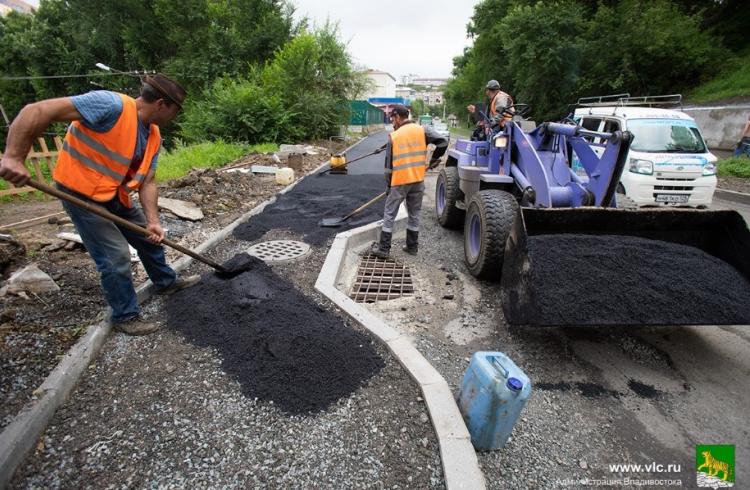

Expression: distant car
xmin=432 ymin=122 xmax=450 ymax=139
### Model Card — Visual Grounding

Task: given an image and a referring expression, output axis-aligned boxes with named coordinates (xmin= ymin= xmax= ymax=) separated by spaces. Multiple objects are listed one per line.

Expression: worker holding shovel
xmin=370 ymin=105 xmax=448 ymax=258
xmin=0 ymin=75 xmax=199 ymax=336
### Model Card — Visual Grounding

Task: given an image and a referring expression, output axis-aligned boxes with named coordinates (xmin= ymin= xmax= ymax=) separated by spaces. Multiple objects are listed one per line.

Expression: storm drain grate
xmin=350 ymin=253 xmax=414 ymax=303
xmin=246 ymin=240 xmax=310 ymax=263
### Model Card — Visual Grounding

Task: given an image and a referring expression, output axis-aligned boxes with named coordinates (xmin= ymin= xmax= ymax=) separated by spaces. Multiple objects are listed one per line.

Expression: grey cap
xmin=486 ymin=79 xmax=501 ymax=90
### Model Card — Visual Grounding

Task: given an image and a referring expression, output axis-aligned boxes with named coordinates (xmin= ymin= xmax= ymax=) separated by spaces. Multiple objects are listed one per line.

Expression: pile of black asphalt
xmin=526 ymin=234 xmax=750 ymax=326
xmin=165 ymin=254 xmax=385 ymax=414
xmin=233 ymin=132 xmax=390 ymax=246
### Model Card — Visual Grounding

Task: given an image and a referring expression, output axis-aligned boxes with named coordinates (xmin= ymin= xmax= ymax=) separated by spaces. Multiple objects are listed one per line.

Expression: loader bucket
xmin=500 ymin=207 xmax=750 ymax=326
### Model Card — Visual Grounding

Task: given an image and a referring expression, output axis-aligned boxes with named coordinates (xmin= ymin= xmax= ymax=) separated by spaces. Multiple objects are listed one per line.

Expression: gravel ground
xmin=10 ymin=135 xmax=446 ymax=489
xmin=0 ymin=141 xmax=346 ymax=433
xmin=354 ymin=172 xmax=750 ymax=488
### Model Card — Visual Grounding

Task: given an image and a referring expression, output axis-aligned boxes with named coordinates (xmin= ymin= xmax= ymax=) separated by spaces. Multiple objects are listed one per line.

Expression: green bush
xmin=155 ymin=140 xmax=277 ymax=183
xmin=179 ymin=24 xmax=364 ymax=145
xmin=717 ymin=157 xmax=750 ymax=178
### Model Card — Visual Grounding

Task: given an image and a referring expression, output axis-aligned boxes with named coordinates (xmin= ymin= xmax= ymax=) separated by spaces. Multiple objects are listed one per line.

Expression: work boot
xmin=114 ymin=316 xmax=159 ymax=336
xmin=157 ymin=274 xmax=201 ymax=295
xmin=402 ymin=229 xmax=418 ymax=255
xmin=370 ymin=231 xmax=392 ymax=259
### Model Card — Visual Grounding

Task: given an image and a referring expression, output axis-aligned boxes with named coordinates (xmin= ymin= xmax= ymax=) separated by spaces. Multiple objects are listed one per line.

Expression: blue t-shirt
xmin=70 ymin=91 xmax=159 ymax=171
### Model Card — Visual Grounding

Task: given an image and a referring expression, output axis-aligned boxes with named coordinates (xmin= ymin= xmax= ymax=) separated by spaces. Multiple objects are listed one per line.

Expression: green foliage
xmin=499 ymin=2 xmax=585 ymax=120
xmin=688 ymin=51 xmax=750 ymax=103
xmin=579 ymin=0 xmax=719 ymax=97
xmin=155 ymin=140 xmax=278 ymax=182
xmin=180 ymin=24 xmax=364 ymax=144
xmin=447 ymin=0 xmax=737 ymax=123
xmin=0 ymin=0 xmax=293 ymax=116
xmin=717 ymin=157 xmax=750 ymax=179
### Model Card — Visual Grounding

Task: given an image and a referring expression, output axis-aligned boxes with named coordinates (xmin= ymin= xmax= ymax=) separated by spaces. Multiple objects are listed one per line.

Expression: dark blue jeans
xmin=57 ymin=184 xmax=176 ymax=323
xmin=734 ymin=137 xmax=750 ymax=158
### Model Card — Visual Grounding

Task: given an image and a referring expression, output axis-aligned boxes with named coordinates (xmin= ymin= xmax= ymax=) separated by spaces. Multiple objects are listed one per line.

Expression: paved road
xmin=365 ymin=174 xmax=750 ymax=487
xmin=711 ymin=196 xmax=750 ymax=224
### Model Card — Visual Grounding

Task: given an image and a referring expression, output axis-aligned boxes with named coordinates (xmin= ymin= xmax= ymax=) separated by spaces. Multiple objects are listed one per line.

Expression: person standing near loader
xmin=0 ymin=75 xmax=199 ymax=336
xmin=466 ymin=79 xmax=514 ymax=139
xmin=734 ymin=114 xmax=750 ymax=158
xmin=370 ymin=105 xmax=448 ymax=258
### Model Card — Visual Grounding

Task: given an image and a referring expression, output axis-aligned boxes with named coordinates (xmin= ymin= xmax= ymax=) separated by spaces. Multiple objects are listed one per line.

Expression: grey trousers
xmin=381 ymin=182 xmax=425 ymax=233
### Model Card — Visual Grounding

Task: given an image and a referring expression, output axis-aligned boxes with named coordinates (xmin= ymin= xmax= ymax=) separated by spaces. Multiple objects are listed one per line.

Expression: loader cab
xmin=571 ymin=96 xmax=717 ymax=207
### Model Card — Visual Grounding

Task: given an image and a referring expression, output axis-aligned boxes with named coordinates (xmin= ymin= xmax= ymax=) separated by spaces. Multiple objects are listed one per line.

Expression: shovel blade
xmin=319 ymin=217 xmax=344 ymax=228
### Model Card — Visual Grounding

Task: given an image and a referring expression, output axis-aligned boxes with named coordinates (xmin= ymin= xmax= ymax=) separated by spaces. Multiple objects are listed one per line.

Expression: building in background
xmin=361 ymin=70 xmax=397 ymax=99
xmin=0 ymin=0 xmax=34 ymax=15
xmin=412 ymin=78 xmax=449 ymax=88
xmin=395 ymin=86 xmax=416 ymax=100
xmin=415 ymin=90 xmax=443 ymax=105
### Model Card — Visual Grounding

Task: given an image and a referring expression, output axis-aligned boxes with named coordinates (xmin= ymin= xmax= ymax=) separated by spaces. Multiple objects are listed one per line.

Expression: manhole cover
xmin=246 ymin=240 xmax=310 ymax=263
xmin=350 ymin=253 xmax=414 ymax=303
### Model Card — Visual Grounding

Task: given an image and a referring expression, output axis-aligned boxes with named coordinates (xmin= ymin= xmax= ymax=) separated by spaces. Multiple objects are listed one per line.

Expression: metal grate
xmin=246 ymin=240 xmax=310 ymax=263
xmin=350 ymin=253 xmax=414 ymax=303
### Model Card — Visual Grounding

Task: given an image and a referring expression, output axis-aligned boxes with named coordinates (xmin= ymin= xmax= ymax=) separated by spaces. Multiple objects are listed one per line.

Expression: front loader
xmin=435 ymin=105 xmax=750 ymax=325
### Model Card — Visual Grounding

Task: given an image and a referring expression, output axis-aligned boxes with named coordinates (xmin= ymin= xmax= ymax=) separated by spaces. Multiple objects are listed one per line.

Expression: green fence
xmin=349 ymin=100 xmax=384 ymax=125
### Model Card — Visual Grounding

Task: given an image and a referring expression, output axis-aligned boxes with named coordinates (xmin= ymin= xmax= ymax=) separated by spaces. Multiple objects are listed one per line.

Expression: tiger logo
xmin=698 ymin=451 xmax=733 ymax=482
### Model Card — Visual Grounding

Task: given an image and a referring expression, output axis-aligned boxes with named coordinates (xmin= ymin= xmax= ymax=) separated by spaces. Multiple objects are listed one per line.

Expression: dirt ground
xmin=0 ymin=140 xmax=347 ymax=431
xmin=717 ymin=175 xmax=750 ymax=194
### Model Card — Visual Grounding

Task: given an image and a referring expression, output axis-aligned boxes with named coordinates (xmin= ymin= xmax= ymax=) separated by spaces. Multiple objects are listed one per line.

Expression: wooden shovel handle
xmin=341 ymin=192 xmax=387 ymax=221
xmin=26 ymin=180 xmax=227 ymax=272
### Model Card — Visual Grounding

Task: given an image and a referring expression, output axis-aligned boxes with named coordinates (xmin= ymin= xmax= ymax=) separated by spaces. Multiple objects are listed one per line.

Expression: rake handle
xmin=26 ymin=179 xmax=227 ymax=272
xmin=341 ymin=191 xmax=387 ymax=221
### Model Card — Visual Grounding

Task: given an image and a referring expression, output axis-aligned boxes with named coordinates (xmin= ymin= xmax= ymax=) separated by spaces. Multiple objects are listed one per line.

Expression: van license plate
xmin=655 ymin=194 xmax=689 ymax=203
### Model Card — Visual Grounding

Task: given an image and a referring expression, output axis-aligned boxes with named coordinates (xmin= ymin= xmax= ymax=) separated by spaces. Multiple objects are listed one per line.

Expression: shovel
xmin=26 ymin=180 xmax=253 ymax=279
xmin=319 ymin=191 xmax=387 ymax=227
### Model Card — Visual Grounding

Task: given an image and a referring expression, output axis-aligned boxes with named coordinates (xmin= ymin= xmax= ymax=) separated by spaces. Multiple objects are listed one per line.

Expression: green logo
xmin=696 ymin=445 xmax=735 ymax=488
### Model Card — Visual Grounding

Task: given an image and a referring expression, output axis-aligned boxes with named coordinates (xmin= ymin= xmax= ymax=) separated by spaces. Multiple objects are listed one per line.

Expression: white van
xmin=572 ymin=95 xmax=717 ymax=207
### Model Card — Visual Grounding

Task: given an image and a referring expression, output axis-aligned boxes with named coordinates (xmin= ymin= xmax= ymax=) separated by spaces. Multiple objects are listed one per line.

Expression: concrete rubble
xmin=2 ymin=262 xmax=59 ymax=296
xmin=158 ymin=197 xmax=204 ymax=221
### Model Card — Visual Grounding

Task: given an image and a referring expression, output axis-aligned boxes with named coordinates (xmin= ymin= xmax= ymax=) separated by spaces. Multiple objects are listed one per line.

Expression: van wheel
xmin=616 ymin=193 xmax=638 ymax=210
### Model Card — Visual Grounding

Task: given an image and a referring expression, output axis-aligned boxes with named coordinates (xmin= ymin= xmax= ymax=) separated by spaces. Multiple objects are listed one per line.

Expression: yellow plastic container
xmin=275 ymin=167 xmax=294 ymax=185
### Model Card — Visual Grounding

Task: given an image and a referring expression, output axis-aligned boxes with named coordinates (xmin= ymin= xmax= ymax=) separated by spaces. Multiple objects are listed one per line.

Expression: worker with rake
xmin=370 ymin=105 xmax=448 ymax=259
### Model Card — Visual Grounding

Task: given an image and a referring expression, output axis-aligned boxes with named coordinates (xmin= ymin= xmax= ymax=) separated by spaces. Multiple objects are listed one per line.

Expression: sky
xmin=23 ymin=0 xmax=478 ymax=81
xmin=290 ymin=0 xmax=477 ymax=82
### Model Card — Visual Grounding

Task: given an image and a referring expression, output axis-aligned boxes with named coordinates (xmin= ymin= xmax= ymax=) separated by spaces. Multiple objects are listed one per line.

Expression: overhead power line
xmin=0 ymin=71 xmax=145 ymax=81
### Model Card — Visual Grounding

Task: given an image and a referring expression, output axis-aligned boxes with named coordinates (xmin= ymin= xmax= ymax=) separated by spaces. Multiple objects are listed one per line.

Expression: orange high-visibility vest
xmin=489 ymin=90 xmax=514 ymax=125
xmin=389 ymin=122 xmax=427 ymax=186
xmin=54 ymin=93 xmax=161 ymax=208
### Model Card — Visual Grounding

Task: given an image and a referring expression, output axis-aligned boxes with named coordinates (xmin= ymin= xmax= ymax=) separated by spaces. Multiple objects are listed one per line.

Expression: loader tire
xmin=436 ymin=167 xmax=465 ymax=228
xmin=464 ymin=190 xmax=518 ymax=280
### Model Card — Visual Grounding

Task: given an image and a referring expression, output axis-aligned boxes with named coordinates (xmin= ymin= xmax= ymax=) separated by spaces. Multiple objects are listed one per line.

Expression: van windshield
xmin=628 ymin=118 xmax=707 ymax=153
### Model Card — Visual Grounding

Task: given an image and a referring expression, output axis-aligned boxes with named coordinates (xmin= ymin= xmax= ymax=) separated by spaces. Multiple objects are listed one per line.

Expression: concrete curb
xmin=314 ymin=219 xmax=487 ymax=490
xmin=0 ymin=136 xmax=369 ymax=489
xmin=715 ymin=188 xmax=750 ymax=207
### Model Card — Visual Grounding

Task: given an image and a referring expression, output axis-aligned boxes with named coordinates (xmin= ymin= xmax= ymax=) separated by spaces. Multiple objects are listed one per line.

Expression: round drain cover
xmin=246 ymin=240 xmax=310 ymax=263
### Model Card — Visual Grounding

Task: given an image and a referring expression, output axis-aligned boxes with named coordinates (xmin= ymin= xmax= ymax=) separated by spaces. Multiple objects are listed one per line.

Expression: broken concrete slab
xmin=7 ymin=263 xmax=60 ymax=294
xmin=158 ymin=197 xmax=204 ymax=221
xmin=250 ymin=165 xmax=279 ymax=174
xmin=278 ymin=144 xmax=306 ymax=158
xmin=57 ymin=232 xmax=140 ymax=262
